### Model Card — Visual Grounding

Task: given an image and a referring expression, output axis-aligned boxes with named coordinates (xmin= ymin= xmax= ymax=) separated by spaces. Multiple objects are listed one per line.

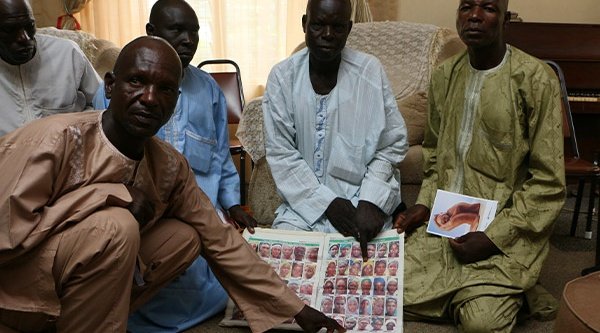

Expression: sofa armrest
xmin=237 ymin=96 xmax=266 ymax=163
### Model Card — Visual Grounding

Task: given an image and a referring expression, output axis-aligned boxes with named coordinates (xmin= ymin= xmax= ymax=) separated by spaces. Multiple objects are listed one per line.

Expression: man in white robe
xmin=263 ymin=0 xmax=408 ymax=258
xmin=0 ymin=0 xmax=99 ymax=137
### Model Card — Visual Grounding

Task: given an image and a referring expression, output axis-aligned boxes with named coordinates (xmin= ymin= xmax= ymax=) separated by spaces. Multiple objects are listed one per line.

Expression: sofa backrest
xmin=37 ymin=27 xmax=120 ymax=77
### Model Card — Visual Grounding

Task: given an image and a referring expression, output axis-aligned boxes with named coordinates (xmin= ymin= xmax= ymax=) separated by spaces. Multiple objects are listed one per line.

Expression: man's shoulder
xmin=508 ymin=46 xmax=554 ymax=76
xmin=36 ymin=34 xmax=81 ymax=53
xmin=1 ymin=111 xmax=100 ymax=146
xmin=182 ymin=66 xmax=222 ymax=94
xmin=342 ymin=47 xmax=378 ymax=62
xmin=432 ymin=50 xmax=468 ymax=76
xmin=147 ymin=136 xmax=190 ymax=167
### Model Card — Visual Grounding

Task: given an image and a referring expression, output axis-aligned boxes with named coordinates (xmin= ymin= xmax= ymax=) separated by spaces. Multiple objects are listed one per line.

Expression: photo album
xmin=426 ymin=189 xmax=498 ymax=239
xmin=220 ymin=228 xmax=405 ymax=332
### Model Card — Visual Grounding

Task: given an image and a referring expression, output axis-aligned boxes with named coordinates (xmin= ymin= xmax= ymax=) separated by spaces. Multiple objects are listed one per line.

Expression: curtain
xmin=350 ymin=0 xmax=373 ymax=23
xmin=78 ymin=0 xmax=305 ymax=99
xmin=57 ymin=0 xmax=93 ymax=29
xmin=77 ymin=0 xmax=371 ymax=99
xmin=77 ymin=0 xmax=149 ymax=48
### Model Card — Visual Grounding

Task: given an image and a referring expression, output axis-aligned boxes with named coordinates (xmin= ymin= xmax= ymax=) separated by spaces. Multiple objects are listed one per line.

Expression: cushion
xmin=399 ymin=145 xmax=423 ymax=185
xmin=397 ymin=91 xmax=428 ymax=147
xmin=554 ymin=271 xmax=600 ymax=333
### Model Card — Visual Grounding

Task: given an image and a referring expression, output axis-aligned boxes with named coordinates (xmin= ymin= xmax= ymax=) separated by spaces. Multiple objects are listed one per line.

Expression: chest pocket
xmin=327 ymin=135 xmax=366 ymax=185
xmin=184 ymin=130 xmax=216 ymax=173
xmin=467 ymin=120 xmax=514 ymax=181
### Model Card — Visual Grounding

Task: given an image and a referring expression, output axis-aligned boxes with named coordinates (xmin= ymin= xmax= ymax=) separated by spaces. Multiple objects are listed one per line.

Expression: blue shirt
xmin=93 ymin=65 xmax=240 ymax=209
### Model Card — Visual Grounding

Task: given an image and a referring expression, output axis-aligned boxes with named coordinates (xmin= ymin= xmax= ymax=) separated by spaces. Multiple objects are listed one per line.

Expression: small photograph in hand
xmin=426 ymin=190 xmax=498 ymax=239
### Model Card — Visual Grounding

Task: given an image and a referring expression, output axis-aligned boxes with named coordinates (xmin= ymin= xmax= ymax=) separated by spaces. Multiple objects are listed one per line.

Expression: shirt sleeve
xmin=0 ymin=127 xmax=131 ymax=265
xmin=263 ymin=67 xmax=338 ymax=225
xmin=485 ymin=64 xmax=566 ymax=269
xmin=92 ymin=83 xmax=110 ymax=110
xmin=359 ymin=65 xmax=408 ymax=214
xmin=166 ymin=159 xmax=304 ymax=332
xmin=213 ymin=86 xmax=241 ymax=210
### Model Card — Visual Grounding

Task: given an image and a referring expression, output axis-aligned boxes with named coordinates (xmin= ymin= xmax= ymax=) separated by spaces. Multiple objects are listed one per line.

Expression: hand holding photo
xmin=427 ymin=190 xmax=498 ymax=238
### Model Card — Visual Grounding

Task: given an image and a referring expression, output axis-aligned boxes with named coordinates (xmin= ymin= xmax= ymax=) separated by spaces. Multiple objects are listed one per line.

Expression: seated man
xmin=0 ymin=0 xmax=99 ymax=137
xmin=93 ymin=1 xmax=256 ymax=331
xmin=395 ymin=0 xmax=565 ymax=331
xmin=263 ymin=0 xmax=407 ymax=258
xmin=0 ymin=36 xmax=343 ymax=333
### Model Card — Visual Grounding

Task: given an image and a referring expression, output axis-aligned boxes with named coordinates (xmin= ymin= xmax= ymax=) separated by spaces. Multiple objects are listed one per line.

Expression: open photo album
xmin=220 ymin=228 xmax=404 ymax=332
xmin=426 ymin=189 xmax=498 ymax=239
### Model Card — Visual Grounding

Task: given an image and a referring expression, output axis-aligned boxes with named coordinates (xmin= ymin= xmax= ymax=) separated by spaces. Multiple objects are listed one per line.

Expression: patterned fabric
xmin=37 ymin=27 xmax=99 ymax=65
xmin=345 ymin=21 xmax=438 ymax=100
xmin=405 ymin=47 xmax=565 ymax=315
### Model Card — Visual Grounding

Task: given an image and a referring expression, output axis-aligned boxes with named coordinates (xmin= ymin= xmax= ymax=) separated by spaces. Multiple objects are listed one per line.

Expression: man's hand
xmin=448 ymin=231 xmax=501 ymax=264
xmin=355 ymin=200 xmax=385 ymax=260
xmin=126 ymin=185 xmax=155 ymax=227
xmin=294 ymin=305 xmax=346 ymax=333
xmin=394 ymin=204 xmax=430 ymax=235
xmin=228 ymin=205 xmax=257 ymax=234
xmin=325 ymin=198 xmax=358 ymax=238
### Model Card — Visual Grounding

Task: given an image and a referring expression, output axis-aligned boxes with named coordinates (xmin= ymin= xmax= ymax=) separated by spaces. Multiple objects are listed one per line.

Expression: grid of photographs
xmin=317 ymin=236 xmax=401 ymax=331
xmin=221 ymin=229 xmax=404 ymax=332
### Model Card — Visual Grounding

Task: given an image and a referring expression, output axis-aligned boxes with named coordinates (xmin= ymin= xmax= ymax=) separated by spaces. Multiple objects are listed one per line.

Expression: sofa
xmin=236 ymin=21 xmax=465 ymax=225
xmin=37 ymin=27 xmax=120 ymax=77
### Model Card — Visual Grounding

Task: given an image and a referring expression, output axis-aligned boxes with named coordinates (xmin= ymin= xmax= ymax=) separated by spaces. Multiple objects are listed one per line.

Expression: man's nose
xmin=322 ymin=25 xmax=334 ymax=39
xmin=15 ymin=28 xmax=33 ymax=43
xmin=468 ymin=6 xmax=484 ymax=21
xmin=140 ymin=85 xmax=158 ymax=105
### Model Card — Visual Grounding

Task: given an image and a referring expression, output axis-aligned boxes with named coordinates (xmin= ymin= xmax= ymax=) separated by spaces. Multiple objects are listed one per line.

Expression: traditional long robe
xmin=404 ymin=46 xmax=566 ymax=319
xmin=94 ymin=65 xmax=236 ymax=332
xmin=0 ymin=111 xmax=302 ymax=333
xmin=263 ymin=47 xmax=408 ymax=232
xmin=0 ymin=34 xmax=100 ymax=137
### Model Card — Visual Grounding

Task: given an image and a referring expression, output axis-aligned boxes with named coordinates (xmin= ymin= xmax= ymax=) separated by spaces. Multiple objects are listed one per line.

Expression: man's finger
xmin=327 ymin=318 xmax=346 ymax=333
xmin=360 ymin=235 xmax=368 ymax=260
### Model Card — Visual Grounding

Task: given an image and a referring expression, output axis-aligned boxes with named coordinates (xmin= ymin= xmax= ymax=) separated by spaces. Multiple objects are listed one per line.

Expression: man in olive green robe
xmin=395 ymin=1 xmax=565 ymax=332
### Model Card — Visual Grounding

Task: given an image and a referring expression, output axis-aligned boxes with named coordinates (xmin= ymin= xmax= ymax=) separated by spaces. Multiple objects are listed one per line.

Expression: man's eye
xmin=161 ymin=86 xmax=177 ymax=95
xmin=334 ymin=24 xmax=347 ymax=33
xmin=484 ymin=6 xmax=497 ymax=12
xmin=311 ymin=23 xmax=322 ymax=30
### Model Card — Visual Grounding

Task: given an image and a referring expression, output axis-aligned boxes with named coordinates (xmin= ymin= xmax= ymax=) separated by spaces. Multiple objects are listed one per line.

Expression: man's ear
xmin=302 ymin=14 xmax=307 ymax=33
xmin=503 ymin=10 xmax=510 ymax=27
xmin=104 ymin=72 xmax=116 ymax=99
xmin=146 ymin=22 xmax=155 ymax=36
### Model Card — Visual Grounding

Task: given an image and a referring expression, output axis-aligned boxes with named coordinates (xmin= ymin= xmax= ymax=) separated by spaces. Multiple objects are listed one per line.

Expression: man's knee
xmin=457 ymin=295 xmax=521 ymax=333
xmin=88 ymin=206 xmax=141 ymax=255
xmin=139 ymin=219 xmax=200 ymax=275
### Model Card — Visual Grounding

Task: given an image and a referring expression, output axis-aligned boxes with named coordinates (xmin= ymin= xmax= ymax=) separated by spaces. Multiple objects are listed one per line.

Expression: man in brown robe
xmin=0 ymin=36 xmax=343 ymax=333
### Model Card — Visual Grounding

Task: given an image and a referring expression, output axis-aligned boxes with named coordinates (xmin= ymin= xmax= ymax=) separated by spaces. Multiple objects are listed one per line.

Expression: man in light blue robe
xmin=263 ymin=0 xmax=408 ymax=258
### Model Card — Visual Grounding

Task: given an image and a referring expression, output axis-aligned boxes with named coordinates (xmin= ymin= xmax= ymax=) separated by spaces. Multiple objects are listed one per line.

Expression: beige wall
xmin=397 ymin=0 xmax=600 ymax=30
